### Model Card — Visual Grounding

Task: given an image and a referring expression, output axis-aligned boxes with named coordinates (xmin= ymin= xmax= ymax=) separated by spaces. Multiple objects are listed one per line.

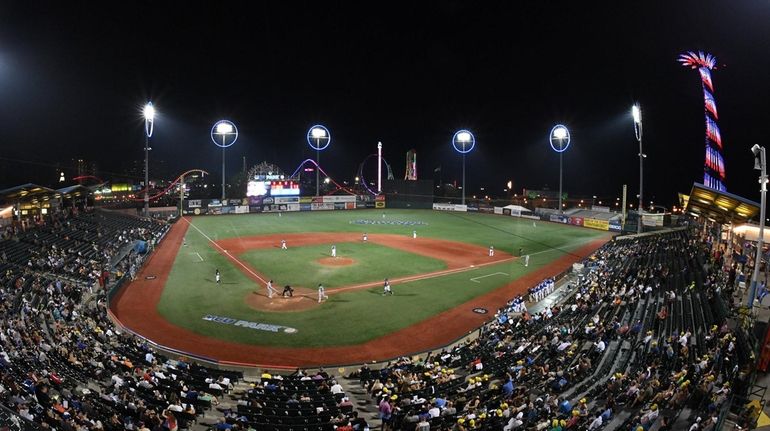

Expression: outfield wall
xmin=182 ymin=195 xmax=385 ymax=215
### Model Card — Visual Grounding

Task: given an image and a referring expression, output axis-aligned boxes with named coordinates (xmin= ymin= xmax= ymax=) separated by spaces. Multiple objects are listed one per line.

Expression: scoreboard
xmin=247 ymin=180 xmax=299 ymax=197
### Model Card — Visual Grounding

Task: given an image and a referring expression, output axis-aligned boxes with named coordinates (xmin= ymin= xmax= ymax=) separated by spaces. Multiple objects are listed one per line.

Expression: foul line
xmin=329 ymin=257 xmax=515 ymax=294
xmin=470 ymin=272 xmax=509 ymax=283
xmin=195 ymin=252 xmax=204 ymax=262
xmin=182 ymin=217 xmax=268 ymax=284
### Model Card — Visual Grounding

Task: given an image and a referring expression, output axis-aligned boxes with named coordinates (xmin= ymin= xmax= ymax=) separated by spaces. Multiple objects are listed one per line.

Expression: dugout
xmin=382 ymin=179 xmax=433 ymax=209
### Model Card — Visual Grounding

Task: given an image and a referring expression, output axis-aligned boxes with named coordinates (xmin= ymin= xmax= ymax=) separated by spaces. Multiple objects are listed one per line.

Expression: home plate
xmin=470 ymin=265 xmax=475 ymax=268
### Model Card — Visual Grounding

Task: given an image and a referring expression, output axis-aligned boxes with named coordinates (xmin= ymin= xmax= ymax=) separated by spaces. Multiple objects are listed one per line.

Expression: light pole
xmin=211 ymin=120 xmax=238 ymax=202
xmin=307 ymin=125 xmax=331 ymax=196
xmin=143 ymin=102 xmax=155 ymax=217
xmin=452 ymin=130 xmax=476 ymax=206
xmin=749 ymin=144 xmax=767 ymax=307
xmin=632 ymin=103 xmax=645 ymax=234
xmin=549 ymin=125 xmax=571 ymax=214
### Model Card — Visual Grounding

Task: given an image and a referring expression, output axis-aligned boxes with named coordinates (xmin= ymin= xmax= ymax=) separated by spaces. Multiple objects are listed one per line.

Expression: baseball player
xmin=524 ymin=254 xmax=530 ymax=267
xmin=281 ymin=239 xmax=287 ymax=250
xmin=488 ymin=245 xmax=495 ymax=257
xmin=331 ymin=245 xmax=337 ymax=258
xmin=215 ymin=269 xmax=221 ymax=285
xmin=412 ymin=230 xmax=417 ymax=239
xmin=317 ymin=284 xmax=328 ymax=303
xmin=266 ymin=279 xmax=278 ymax=298
xmin=363 ymin=232 xmax=368 ymax=242
xmin=382 ymin=278 xmax=393 ymax=295
xmin=533 ymin=221 xmax=537 ymax=228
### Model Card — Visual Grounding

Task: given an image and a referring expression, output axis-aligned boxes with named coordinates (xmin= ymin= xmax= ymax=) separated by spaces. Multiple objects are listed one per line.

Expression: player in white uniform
xmin=281 ymin=239 xmax=287 ymax=250
xmin=266 ymin=280 xmax=278 ymax=298
xmin=533 ymin=221 xmax=537 ymax=228
xmin=488 ymin=246 xmax=494 ymax=257
xmin=215 ymin=269 xmax=221 ymax=285
xmin=524 ymin=255 xmax=530 ymax=267
xmin=382 ymin=278 xmax=392 ymax=295
xmin=412 ymin=230 xmax=417 ymax=239
xmin=331 ymin=245 xmax=337 ymax=258
xmin=317 ymin=284 xmax=328 ymax=303
xmin=363 ymin=233 xmax=368 ymax=242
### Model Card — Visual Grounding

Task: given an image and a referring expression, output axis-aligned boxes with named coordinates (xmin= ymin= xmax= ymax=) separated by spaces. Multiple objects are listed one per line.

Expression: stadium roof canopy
xmin=56 ymin=184 xmax=92 ymax=199
xmin=0 ymin=183 xmax=59 ymax=204
xmin=683 ymin=182 xmax=760 ymax=224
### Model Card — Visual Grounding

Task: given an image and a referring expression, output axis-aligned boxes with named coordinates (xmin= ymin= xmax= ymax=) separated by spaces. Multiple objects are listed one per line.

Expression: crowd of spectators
xmin=352 ymin=228 xmax=753 ymax=431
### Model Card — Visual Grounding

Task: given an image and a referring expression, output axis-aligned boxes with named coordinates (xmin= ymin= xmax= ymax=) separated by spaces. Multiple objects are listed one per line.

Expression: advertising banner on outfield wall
xmin=235 ymin=206 xmax=249 ymax=214
xmin=433 ymin=203 xmax=466 ymax=212
xmin=609 ymin=220 xmax=622 ymax=232
xmin=312 ymin=203 xmax=335 ymax=210
xmin=584 ymin=218 xmax=610 ymax=231
xmin=300 ymin=203 xmax=312 ymax=211
xmin=249 ymin=206 xmax=263 ymax=213
xmin=299 ymin=196 xmax=313 ymax=204
xmin=478 ymin=205 xmax=494 ymax=213
xmin=323 ymin=195 xmax=356 ymax=203
xmin=569 ymin=217 xmax=584 ymax=226
xmin=275 ymin=196 xmax=300 ymax=204
xmin=375 ymin=201 xmax=386 ymax=209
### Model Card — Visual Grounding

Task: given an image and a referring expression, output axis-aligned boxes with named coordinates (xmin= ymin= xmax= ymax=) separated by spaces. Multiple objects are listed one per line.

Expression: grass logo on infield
xmin=349 ymin=219 xmax=428 ymax=226
xmin=202 ymin=315 xmax=298 ymax=334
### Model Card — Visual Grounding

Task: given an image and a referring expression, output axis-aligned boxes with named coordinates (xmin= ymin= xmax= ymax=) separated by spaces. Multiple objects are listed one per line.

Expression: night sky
xmin=0 ymin=1 xmax=768 ymax=206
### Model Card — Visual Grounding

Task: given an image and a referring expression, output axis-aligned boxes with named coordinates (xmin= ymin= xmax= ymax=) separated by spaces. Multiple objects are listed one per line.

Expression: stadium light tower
xmin=307 ymin=125 xmax=331 ymax=196
xmin=211 ymin=120 xmax=238 ymax=202
xmin=749 ymin=144 xmax=767 ymax=307
xmin=549 ymin=125 xmax=571 ymax=214
xmin=452 ymin=130 xmax=476 ymax=206
xmin=632 ymin=103 xmax=644 ymax=234
xmin=143 ymin=102 xmax=155 ymax=217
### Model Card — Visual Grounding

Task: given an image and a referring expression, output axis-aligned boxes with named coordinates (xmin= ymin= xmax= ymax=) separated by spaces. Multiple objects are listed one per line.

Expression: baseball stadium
xmin=0 ymin=3 xmax=768 ymax=431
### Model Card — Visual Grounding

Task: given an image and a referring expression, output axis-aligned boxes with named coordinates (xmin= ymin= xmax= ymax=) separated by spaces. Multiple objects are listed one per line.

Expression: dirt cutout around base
xmin=316 ymin=257 xmax=356 ymax=267
xmin=244 ymin=286 xmax=318 ymax=312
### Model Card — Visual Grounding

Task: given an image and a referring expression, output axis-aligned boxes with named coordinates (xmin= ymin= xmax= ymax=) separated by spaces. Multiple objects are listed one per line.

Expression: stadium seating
xmin=0 ymin=210 xmax=753 ymax=431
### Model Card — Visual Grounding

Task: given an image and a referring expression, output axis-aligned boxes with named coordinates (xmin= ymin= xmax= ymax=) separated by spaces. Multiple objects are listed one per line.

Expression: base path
xmin=110 ymin=218 xmax=609 ymax=368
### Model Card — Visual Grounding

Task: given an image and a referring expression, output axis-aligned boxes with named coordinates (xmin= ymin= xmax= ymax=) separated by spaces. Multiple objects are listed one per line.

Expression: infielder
xmin=215 ymin=269 xmax=221 ymax=284
xmin=382 ymin=278 xmax=393 ymax=295
xmin=281 ymin=239 xmax=287 ymax=250
xmin=363 ymin=233 xmax=368 ymax=242
xmin=412 ymin=230 xmax=417 ymax=239
xmin=488 ymin=246 xmax=495 ymax=257
xmin=533 ymin=221 xmax=537 ymax=228
xmin=317 ymin=284 xmax=328 ymax=303
xmin=524 ymin=255 xmax=530 ymax=267
xmin=331 ymin=245 xmax=337 ymax=258
xmin=266 ymin=279 xmax=278 ymax=298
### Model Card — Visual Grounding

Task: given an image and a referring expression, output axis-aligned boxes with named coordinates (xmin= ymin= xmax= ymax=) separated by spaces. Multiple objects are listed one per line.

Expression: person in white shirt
xmin=145 ymin=352 xmax=155 ymax=364
xmin=330 ymin=380 xmax=344 ymax=394
xmin=588 ymin=412 xmax=603 ymax=430
xmin=428 ymin=404 xmax=441 ymax=418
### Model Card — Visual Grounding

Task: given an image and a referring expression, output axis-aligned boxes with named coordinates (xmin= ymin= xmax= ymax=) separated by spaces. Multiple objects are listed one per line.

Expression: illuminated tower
xmin=679 ymin=51 xmax=725 ymax=191
xmin=405 ymin=149 xmax=417 ymax=180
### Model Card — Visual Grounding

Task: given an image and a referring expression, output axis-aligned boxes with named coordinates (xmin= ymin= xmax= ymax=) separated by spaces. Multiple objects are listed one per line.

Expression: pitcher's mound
xmin=317 ymin=257 xmax=356 ymax=267
xmin=244 ymin=286 xmax=318 ymax=312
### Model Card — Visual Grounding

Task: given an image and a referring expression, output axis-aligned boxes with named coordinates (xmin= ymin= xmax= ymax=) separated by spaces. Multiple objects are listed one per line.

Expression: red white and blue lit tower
xmin=679 ymin=51 xmax=725 ymax=191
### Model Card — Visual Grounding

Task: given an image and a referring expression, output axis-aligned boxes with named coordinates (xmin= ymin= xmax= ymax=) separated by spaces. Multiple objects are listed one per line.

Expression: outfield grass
xmin=157 ymin=209 xmax=606 ymax=348
xmin=239 ymin=242 xmax=446 ymax=289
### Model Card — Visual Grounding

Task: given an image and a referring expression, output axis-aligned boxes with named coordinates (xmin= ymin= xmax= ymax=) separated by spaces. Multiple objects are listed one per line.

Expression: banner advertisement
xmin=466 ymin=205 xmax=479 ymax=212
xmin=323 ymin=195 xmax=356 ymax=203
xmin=591 ymin=205 xmax=611 ymax=213
xmin=494 ymin=207 xmax=504 ymax=214
xmin=478 ymin=205 xmax=494 ymax=213
xmin=299 ymin=196 xmax=313 ymax=204
xmin=208 ymin=199 xmax=222 ymax=207
xmin=300 ymin=203 xmax=312 ymax=211
xmin=503 ymin=208 xmax=511 ymax=216
xmin=375 ymin=201 xmax=386 ymax=209
xmin=334 ymin=202 xmax=346 ymax=210
xmin=365 ymin=202 xmax=376 ymax=208
xmin=432 ymin=203 xmax=465 ymax=211
xmin=235 ymin=205 xmax=249 ymax=214
xmin=609 ymin=220 xmax=622 ymax=232
xmin=346 ymin=202 xmax=356 ymax=210
xmin=584 ymin=218 xmax=610 ymax=231
xmin=311 ymin=203 xmax=335 ymax=210
xmin=311 ymin=196 xmax=324 ymax=203
xmin=642 ymin=214 xmax=664 ymax=227
xmin=249 ymin=206 xmax=263 ymax=213
xmin=374 ymin=195 xmax=385 ymax=202
xmin=569 ymin=217 xmax=584 ymax=226
xmin=275 ymin=197 xmax=300 ymax=204
xmin=188 ymin=199 xmax=202 ymax=208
